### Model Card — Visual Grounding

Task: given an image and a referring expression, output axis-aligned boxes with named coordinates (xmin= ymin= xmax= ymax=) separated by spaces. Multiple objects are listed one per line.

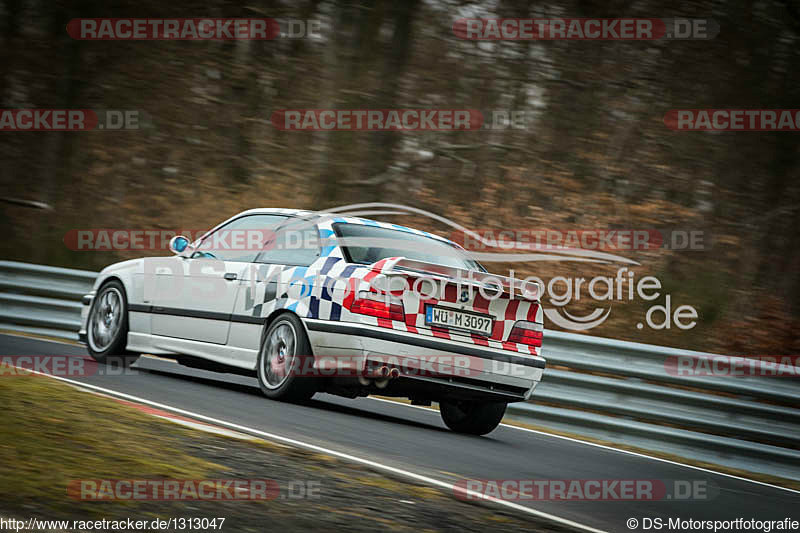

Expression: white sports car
xmin=79 ymin=209 xmax=545 ymax=435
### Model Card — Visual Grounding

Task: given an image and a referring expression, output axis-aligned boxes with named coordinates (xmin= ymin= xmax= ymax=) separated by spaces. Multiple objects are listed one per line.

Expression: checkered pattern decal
xmin=236 ymin=214 xmax=543 ymax=357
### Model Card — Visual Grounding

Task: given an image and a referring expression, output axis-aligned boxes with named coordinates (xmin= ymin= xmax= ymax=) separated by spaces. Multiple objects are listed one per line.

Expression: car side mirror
xmin=169 ymin=235 xmax=190 ymax=255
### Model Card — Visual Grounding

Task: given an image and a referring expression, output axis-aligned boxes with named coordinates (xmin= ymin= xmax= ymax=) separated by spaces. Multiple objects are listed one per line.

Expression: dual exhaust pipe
xmin=358 ymin=365 xmax=401 ymax=388
xmin=377 ymin=365 xmax=401 ymax=379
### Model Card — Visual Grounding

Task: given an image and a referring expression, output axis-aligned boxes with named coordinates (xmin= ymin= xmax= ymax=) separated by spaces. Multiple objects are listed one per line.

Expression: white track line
xmin=24 ymin=368 xmax=606 ymax=533
xmin=366 ymin=397 xmax=800 ymax=495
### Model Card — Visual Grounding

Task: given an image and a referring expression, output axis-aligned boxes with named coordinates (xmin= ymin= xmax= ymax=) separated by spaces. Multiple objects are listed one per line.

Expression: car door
xmin=227 ymin=218 xmax=322 ymax=355
xmin=150 ymin=214 xmax=288 ymax=344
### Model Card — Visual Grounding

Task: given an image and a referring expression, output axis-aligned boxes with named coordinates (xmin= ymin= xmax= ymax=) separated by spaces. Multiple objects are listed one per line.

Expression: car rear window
xmin=333 ymin=223 xmax=482 ymax=271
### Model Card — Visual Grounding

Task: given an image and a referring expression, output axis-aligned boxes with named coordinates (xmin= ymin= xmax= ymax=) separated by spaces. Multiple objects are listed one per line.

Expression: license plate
xmin=425 ymin=305 xmax=493 ymax=336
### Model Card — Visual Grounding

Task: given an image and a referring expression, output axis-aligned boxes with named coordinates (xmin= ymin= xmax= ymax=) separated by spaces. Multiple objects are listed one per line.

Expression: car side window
xmin=256 ymin=221 xmax=320 ymax=266
xmin=192 ymin=215 xmax=289 ymax=263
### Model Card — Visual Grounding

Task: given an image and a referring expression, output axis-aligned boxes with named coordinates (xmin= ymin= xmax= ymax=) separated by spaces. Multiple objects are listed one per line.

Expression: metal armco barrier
xmin=0 ymin=261 xmax=96 ymax=340
xmin=1 ymin=260 xmax=799 ymax=482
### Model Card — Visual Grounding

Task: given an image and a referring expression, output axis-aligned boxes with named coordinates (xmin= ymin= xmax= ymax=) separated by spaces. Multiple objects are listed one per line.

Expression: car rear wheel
xmin=86 ymin=280 xmax=139 ymax=366
xmin=439 ymin=400 xmax=507 ymax=435
xmin=256 ymin=313 xmax=317 ymax=402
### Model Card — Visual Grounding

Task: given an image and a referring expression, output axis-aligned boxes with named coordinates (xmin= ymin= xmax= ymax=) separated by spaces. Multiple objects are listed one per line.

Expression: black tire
xmin=86 ymin=279 xmax=140 ymax=366
xmin=256 ymin=313 xmax=317 ymax=402
xmin=439 ymin=400 xmax=507 ymax=435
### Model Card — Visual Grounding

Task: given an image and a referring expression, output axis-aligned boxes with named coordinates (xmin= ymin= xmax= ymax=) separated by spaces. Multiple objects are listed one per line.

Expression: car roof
xmin=235 ymin=208 xmax=457 ymax=246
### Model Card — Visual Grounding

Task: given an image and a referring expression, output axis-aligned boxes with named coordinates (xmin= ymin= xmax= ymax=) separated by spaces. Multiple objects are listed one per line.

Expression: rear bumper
xmin=303 ymin=318 xmax=545 ymax=401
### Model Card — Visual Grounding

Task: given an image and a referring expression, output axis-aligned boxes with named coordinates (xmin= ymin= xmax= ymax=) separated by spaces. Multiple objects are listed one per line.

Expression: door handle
xmin=224 ymin=272 xmax=238 ymax=281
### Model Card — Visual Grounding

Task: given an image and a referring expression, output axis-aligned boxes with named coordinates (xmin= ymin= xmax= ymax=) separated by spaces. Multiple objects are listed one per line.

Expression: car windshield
xmin=333 ymin=223 xmax=483 ymax=271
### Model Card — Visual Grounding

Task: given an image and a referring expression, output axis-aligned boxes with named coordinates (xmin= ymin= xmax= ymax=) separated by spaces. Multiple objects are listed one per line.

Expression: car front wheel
xmin=86 ymin=280 xmax=139 ymax=366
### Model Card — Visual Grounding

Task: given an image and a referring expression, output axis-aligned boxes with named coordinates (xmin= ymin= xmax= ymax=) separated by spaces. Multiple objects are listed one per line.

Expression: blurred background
xmin=0 ymin=0 xmax=798 ymax=354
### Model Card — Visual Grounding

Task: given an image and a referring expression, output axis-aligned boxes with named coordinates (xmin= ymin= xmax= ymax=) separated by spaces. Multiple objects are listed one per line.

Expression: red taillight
xmin=508 ymin=321 xmax=543 ymax=347
xmin=350 ymin=291 xmax=405 ymax=321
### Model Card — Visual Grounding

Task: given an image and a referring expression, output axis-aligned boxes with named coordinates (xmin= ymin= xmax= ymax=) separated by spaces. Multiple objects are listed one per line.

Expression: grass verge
xmin=0 ymin=374 xmax=569 ymax=532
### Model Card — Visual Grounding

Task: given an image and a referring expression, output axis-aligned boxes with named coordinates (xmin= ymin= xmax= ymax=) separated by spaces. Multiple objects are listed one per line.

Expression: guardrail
xmin=0 ymin=261 xmax=96 ymax=340
xmin=2 ymin=260 xmax=799 ymax=483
